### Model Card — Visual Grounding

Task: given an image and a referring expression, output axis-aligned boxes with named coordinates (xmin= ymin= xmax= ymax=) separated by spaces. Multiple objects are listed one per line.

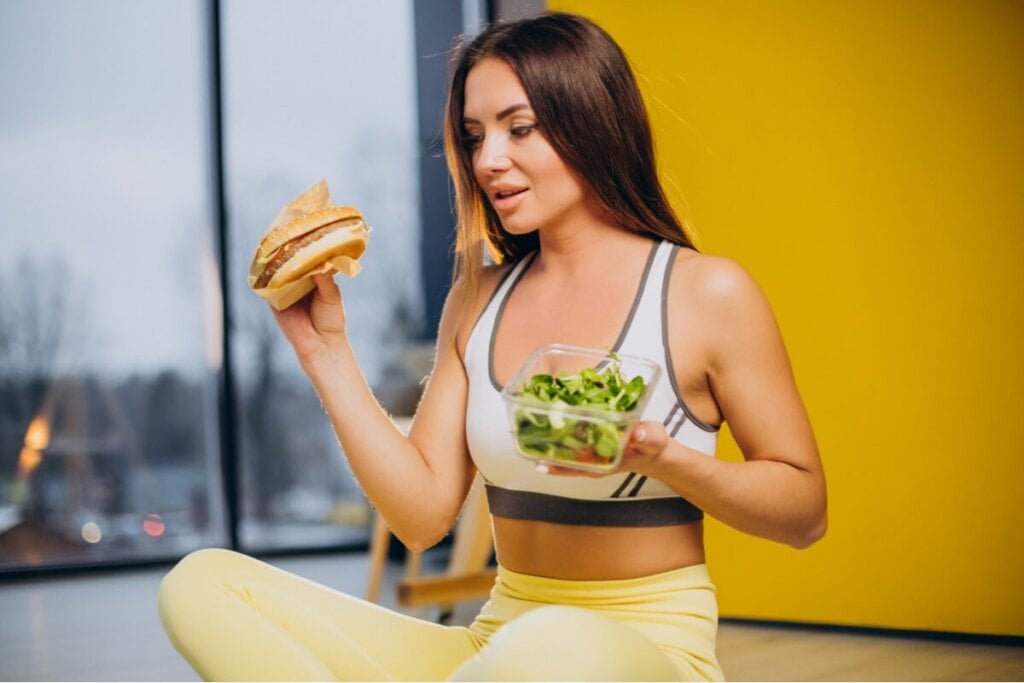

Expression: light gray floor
xmin=0 ymin=551 xmax=453 ymax=682
xmin=1 ymin=552 xmax=1021 ymax=681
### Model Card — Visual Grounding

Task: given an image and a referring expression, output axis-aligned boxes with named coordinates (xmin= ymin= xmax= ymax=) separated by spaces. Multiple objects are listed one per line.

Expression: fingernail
xmin=634 ymin=427 xmax=646 ymax=443
xmin=535 ymin=463 xmax=550 ymax=474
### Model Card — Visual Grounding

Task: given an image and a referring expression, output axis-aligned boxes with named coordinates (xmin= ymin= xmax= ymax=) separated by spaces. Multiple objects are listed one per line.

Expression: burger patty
xmin=254 ymin=219 xmax=360 ymax=288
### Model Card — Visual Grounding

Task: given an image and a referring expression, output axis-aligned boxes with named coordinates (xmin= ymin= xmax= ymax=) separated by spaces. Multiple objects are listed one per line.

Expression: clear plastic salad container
xmin=500 ymin=344 xmax=661 ymax=473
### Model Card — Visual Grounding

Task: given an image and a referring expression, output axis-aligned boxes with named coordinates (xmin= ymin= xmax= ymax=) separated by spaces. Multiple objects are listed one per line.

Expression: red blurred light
xmin=143 ymin=513 xmax=165 ymax=537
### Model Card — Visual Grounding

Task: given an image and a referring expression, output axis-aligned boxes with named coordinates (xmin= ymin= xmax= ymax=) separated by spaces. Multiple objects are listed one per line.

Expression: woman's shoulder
xmin=480 ymin=260 xmax=516 ymax=293
xmin=461 ymin=260 xmax=516 ymax=311
xmin=450 ymin=260 xmax=518 ymax=353
xmin=668 ymin=249 xmax=778 ymax=344
xmin=445 ymin=261 xmax=513 ymax=308
xmin=671 ymin=249 xmax=763 ymax=303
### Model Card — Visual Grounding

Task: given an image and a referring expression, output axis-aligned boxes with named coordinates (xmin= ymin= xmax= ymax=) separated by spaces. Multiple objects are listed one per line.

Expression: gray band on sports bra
xmin=485 ymin=484 xmax=704 ymax=527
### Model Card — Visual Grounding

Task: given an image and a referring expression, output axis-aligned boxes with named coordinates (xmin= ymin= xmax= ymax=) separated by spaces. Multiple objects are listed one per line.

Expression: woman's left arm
xmin=628 ymin=255 xmax=827 ymax=548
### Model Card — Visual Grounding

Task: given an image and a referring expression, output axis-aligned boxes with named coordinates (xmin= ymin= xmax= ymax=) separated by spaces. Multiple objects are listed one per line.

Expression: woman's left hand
xmin=621 ymin=420 xmax=668 ymax=472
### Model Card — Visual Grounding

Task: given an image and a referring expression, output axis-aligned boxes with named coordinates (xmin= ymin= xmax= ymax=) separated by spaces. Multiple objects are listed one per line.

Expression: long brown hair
xmin=443 ymin=12 xmax=696 ymax=308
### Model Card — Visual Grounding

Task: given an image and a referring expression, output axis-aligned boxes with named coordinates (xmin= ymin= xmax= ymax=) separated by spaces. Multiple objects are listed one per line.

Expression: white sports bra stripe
xmin=463 ymin=240 xmax=718 ymax=527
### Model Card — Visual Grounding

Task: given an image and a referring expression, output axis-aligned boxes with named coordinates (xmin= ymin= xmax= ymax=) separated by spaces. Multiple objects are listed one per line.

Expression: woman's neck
xmin=533 ymin=219 xmax=651 ymax=280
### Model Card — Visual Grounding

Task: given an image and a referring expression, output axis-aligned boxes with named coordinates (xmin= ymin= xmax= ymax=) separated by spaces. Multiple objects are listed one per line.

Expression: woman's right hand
xmin=271 ymin=273 xmax=348 ymax=362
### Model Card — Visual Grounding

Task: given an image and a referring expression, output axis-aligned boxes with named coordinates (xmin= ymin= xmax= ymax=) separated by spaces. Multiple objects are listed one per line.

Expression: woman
xmin=159 ymin=12 xmax=826 ymax=681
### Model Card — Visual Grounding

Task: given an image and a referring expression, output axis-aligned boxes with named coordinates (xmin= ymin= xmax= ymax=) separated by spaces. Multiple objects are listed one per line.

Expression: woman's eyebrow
xmin=463 ymin=103 xmax=531 ymax=125
xmin=496 ymin=103 xmax=530 ymax=120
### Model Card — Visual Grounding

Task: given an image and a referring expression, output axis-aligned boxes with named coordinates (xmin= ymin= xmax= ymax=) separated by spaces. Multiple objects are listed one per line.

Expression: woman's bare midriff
xmin=491 ymin=516 xmax=706 ymax=580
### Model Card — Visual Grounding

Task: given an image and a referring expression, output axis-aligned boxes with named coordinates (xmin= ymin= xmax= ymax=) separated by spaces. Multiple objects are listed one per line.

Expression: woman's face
xmin=462 ymin=57 xmax=592 ymax=235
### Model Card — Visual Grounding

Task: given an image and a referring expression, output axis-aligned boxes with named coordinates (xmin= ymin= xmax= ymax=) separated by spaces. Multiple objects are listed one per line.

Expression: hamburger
xmin=248 ymin=204 xmax=369 ymax=310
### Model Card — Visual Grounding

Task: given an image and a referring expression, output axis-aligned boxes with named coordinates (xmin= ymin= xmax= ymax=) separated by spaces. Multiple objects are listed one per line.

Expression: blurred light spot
xmin=18 ymin=415 xmax=51 ymax=475
xmin=17 ymin=447 xmax=43 ymax=476
xmin=24 ymin=415 xmax=50 ymax=450
xmin=143 ymin=513 xmax=165 ymax=537
xmin=81 ymin=522 xmax=102 ymax=544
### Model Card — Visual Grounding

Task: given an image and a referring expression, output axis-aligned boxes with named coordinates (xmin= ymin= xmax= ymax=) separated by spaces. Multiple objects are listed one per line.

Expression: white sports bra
xmin=464 ymin=239 xmax=718 ymax=527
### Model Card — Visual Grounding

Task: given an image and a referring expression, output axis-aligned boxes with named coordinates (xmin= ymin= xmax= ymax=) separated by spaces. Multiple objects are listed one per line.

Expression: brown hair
xmin=443 ymin=12 xmax=696 ymax=310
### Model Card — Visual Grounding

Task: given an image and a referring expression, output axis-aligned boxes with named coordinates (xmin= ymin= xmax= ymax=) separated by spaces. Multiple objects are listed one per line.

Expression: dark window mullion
xmin=206 ymin=0 xmax=240 ymax=551
xmin=413 ymin=0 xmax=465 ymax=340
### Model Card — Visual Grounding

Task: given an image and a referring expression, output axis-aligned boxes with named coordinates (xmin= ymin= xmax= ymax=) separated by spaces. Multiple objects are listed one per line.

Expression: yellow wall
xmin=549 ymin=0 xmax=1023 ymax=636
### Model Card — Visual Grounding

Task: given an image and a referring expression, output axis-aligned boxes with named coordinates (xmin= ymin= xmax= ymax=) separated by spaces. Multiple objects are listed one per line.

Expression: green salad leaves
xmin=512 ymin=354 xmax=647 ymax=466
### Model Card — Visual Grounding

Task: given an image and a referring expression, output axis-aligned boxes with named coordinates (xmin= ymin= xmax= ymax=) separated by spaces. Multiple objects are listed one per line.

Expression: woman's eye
xmin=511 ymin=124 xmax=535 ymax=138
xmin=462 ymin=132 xmax=483 ymax=149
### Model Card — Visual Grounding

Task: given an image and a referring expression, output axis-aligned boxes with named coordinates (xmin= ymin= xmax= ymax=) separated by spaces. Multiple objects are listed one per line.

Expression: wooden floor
xmin=1 ymin=551 xmax=1021 ymax=681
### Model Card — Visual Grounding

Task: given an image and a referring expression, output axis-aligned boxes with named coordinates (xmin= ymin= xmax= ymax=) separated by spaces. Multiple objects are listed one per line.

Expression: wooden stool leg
xmin=405 ymin=546 xmax=422 ymax=580
xmin=365 ymin=510 xmax=391 ymax=602
xmin=446 ymin=477 xmax=493 ymax=575
xmin=397 ymin=475 xmax=496 ymax=612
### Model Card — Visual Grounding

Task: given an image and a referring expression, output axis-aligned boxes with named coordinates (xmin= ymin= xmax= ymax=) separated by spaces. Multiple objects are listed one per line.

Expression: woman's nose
xmin=476 ymin=135 xmax=512 ymax=174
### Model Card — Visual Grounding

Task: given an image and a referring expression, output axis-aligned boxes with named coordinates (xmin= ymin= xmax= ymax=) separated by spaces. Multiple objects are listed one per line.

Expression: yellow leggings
xmin=158 ymin=548 xmax=723 ymax=681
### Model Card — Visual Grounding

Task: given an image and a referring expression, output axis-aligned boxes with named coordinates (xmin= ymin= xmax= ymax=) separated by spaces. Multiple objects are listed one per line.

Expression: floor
xmin=1 ymin=551 xmax=1021 ymax=681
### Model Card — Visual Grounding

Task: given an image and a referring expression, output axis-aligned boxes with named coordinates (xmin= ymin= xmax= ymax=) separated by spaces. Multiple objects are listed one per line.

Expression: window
xmin=0 ymin=0 xmax=468 ymax=573
xmin=0 ymin=0 xmax=226 ymax=569
xmin=222 ymin=0 xmax=425 ymax=551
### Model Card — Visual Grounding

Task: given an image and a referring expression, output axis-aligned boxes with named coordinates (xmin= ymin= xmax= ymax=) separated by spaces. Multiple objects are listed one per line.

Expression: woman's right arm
xmin=273 ymin=273 xmax=476 ymax=552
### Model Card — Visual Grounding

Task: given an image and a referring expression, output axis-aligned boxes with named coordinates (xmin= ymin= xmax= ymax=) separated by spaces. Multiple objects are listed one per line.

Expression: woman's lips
xmin=492 ymin=188 xmax=527 ymax=212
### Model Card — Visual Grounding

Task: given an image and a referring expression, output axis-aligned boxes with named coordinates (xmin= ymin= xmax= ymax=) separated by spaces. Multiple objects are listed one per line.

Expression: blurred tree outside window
xmin=0 ymin=0 xmax=226 ymax=569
